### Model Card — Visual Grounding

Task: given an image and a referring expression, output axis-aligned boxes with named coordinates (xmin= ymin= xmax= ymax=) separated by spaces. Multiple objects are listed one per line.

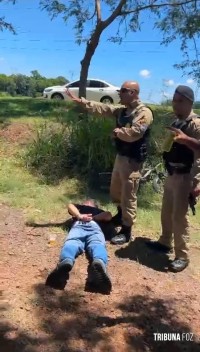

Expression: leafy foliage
xmin=24 ymin=105 xmax=176 ymax=185
xmin=0 ymin=0 xmax=16 ymax=33
xmin=155 ymin=1 xmax=200 ymax=81
xmin=40 ymin=0 xmax=200 ymax=94
xmin=24 ymin=111 xmax=115 ymax=184
xmin=0 ymin=71 xmax=68 ymax=97
xmin=24 ymin=122 xmax=70 ymax=183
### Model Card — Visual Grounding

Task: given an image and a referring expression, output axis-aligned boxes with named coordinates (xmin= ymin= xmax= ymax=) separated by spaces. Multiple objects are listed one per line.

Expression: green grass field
xmin=0 ymin=97 xmax=200 ymax=244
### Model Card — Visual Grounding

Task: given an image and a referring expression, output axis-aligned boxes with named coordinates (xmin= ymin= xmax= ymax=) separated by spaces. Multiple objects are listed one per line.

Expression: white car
xmin=43 ymin=79 xmax=120 ymax=104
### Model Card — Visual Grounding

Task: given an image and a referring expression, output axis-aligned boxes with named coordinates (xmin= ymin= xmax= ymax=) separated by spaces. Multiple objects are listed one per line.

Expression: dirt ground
xmin=1 ymin=203 xmax=200 ymax=352
xmin=0 ymin=122 xmax=34 ymax=145
xmin=1 ymin=121 xmax=200 ymax=351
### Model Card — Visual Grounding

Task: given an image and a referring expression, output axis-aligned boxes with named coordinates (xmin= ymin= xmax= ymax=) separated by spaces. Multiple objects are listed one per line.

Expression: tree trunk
xmin=79 ymin=27 xmax=102 ymax=98
xmin=78 ymin=0 xmax=126 ymax=98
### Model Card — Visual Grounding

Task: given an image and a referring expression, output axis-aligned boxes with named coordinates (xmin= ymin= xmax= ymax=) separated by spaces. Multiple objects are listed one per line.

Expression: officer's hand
xmin=113 ymin=128 xmax=121 ymax=137
xmin=166 ymin=127 xmax=188 ymax=144
xmin=65 ymin=88 xmax=82 ymax=103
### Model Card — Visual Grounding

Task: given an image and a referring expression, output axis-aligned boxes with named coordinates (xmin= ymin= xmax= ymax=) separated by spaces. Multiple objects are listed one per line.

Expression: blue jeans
xmin=60 ymin=220 xmax=108 ymax=266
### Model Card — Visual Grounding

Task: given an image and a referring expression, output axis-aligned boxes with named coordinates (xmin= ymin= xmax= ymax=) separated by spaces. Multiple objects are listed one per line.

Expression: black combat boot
xmin=111 ymin=225 xmax=131 ymax=245
xmin=88 ymin=259 xmax=112 ymax=293
xmin=169 ymin=258 xmax=189 ymax=272
xmin=146 ymin=240 xmax=173 ymax=254
xmin=45 ymin=259 xmax=73 ymax=290
xmin=111 ymin=206 xmax=122 ymax=227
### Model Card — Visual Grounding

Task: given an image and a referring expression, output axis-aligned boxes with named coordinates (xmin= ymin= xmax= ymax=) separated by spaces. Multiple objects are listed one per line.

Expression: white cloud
xmin=186 ymin=78 xmax=194 ymax=85
xmin=139 ymin=69 xmax=151 ymax=78
xmin=163 ymin=79 xmax=174 ymax=87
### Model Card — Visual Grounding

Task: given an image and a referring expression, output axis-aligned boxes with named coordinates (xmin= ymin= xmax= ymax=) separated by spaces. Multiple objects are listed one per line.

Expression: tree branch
xmin=181 ymin=3 xmax=200 ymax=75
xmin=120 ymin=0 xmax=196 ymax=15
xmin=101 ymin=0 xmax=126 ymax=29
xmin=0 ymin=17 xmax=16 ymax=34
xmin=95 ymin=0 xmax=101 ymax=23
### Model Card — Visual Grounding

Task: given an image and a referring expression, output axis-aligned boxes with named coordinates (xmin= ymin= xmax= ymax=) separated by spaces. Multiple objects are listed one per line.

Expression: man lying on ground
xmin=45 ymin=199 xmax=112 ymax=293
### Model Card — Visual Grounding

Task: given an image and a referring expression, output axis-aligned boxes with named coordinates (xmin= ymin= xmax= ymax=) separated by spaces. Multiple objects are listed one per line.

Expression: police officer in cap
xmin=66 ymin=81 xmax=153 ymax=245
xmin=147 ymin=85 xmax=200 ymax=272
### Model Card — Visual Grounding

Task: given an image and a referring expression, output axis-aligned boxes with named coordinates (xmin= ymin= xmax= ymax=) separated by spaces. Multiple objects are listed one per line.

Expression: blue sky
xmin=0 ymin=0 xmax=199 ymax=103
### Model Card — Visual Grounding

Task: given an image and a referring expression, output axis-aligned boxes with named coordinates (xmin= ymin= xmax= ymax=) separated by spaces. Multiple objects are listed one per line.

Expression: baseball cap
xmin=175 ymin=85 xmax=194 ymax=102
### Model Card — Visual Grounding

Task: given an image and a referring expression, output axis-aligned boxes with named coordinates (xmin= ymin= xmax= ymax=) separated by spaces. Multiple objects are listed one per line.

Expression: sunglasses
xmin=117 ymin=88 xmax=137 ymax=94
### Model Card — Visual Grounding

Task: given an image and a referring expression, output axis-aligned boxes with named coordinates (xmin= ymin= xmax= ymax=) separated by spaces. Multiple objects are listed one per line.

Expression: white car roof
xmin=67 ymin=78 xmax=116 ymax=86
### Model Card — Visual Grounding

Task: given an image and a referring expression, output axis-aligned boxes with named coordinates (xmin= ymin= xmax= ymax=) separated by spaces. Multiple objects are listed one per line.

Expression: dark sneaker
xmin=45 ymin=259 xmax=73 ymax=290
xmin=112 ymin=206 xmax=122 ymax=227
xmin=89 ymin=259 xmax=112 ymax=293
xmin=169 ymin=258 xmax=189 ymax=272
xmin=111 ymin=225 xmax=131 ymax=245
xmin=146 ymin=240 xmax=173 ymax=254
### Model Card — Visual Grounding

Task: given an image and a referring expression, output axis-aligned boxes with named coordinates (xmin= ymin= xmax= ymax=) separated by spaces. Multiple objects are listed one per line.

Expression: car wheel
xmin=100 ymin=96 xmax=113 ymax=104
xmin=51 ymin=93 xmax=64 ymax=100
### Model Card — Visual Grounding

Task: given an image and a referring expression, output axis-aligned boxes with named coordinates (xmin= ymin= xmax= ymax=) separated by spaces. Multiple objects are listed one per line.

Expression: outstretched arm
xmin=66 ymin=89 xmax=83 ymax=104
xmin=66 ymin=88 xmax=120 ymax=118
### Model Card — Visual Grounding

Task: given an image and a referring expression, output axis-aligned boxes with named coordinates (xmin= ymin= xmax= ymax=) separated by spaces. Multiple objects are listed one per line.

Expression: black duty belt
xmin=167 ymin=165 xmax=191 ymax=175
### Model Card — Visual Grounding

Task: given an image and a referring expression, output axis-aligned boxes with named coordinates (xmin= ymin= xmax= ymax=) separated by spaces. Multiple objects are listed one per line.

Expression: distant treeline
xmin=161 ymin=98 xmax=200 ymax=109
xmin=0 ymin=70 xmax=68 ymax=97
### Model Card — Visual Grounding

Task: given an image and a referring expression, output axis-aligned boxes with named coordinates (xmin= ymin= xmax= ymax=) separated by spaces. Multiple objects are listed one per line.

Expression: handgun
xmin=188 ymin=193 xmax=197 ymax=216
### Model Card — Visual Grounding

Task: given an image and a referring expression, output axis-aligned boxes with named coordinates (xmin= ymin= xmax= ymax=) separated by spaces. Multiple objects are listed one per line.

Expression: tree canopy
xmin=0 ymin=0 xmax=16 ymax=33
xmin=40 ymin=0 xmax=200 ymax=96
xmin=1 ymin=1 xmax=200 ymax=97
xmin=0 ymin=71 xmax=68 ymax=97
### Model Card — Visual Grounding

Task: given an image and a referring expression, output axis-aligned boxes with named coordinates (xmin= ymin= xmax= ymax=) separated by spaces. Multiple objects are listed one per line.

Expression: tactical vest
xmin=163 ymin=117 xmax=196 ymax=174
xmin=114 ymin=105 xmax=152 ymax=163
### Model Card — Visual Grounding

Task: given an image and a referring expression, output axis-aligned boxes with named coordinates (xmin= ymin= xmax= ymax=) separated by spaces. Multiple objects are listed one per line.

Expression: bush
xmin=147 ymin=105 xmax=173 ymax=165
xmin=24 ymin=111 xmax=115 ymax=184
xmin=24 ymin=122 xmax=70 ymax=184
xmin=70 ymin=116 xmax=115 ymax=171
xmin=24 ymin=104 xmax=177 ymax=186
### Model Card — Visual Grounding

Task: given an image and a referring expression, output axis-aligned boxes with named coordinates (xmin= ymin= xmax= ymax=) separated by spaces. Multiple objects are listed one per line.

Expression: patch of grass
xmin=0 ymin=97 xmax=72 ymax=120
xmin=137 ymin=208 xmax=161 ymax=236
xmin=23 ymin=112 xmax=115 ymax=185
xmin=1 ymin=101 xmax=200 ymax=247
xmin=23 ymin=122 xmax=71 ymax=184
xmin=0 ymin=152 xmax=84 ymax=222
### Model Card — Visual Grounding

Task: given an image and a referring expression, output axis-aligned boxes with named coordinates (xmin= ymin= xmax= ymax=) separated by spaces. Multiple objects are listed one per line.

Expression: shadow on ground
xmin=1 ymin=285 xmax=200 ymax=352
xmin=115 ymin=237 xmax=170 ymax=272
xmin=26 ymin=218 xmax=73 ymax=231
